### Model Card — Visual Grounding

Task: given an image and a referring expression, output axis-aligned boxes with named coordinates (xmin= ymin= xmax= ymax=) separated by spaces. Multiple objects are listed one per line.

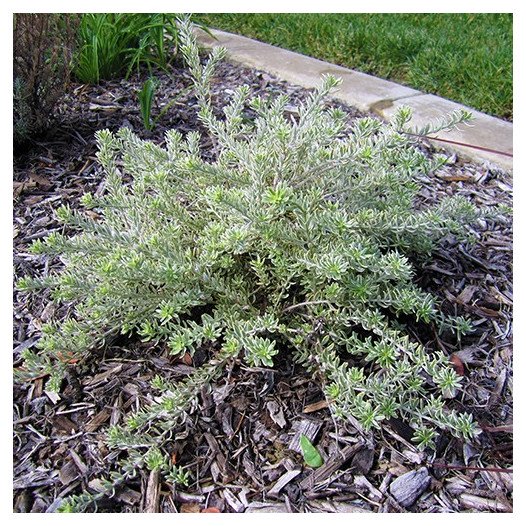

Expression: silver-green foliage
xmin=18 ymin=18 xmax=485 ymax=511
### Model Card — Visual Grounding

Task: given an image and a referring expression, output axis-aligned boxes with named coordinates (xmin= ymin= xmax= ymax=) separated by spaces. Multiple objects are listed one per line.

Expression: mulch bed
xmin=13 ymin=58 xmax=513 ymax=513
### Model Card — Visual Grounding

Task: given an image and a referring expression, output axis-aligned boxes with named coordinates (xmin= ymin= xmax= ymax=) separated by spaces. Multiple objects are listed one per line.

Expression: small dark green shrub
xmin=13 ymin=13 xmax=78 ymax=145
xmin=17 ymin=19 xmax=500 ymax=512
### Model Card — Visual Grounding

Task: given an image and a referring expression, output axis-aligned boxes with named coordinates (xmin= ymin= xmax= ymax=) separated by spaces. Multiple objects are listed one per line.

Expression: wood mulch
xmin=13 ymin=59 xmax=513 ymax=513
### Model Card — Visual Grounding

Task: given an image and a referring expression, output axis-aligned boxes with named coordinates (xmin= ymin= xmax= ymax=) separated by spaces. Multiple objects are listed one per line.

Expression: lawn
xmin=196 ymin=13 xmax=513 ymax=119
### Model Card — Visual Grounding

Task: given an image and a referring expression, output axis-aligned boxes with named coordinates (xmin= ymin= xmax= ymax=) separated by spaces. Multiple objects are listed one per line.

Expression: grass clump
xmin=196 ymin=13 xmax=512 ymax=119
xmin=74 ymin=13 xmax=206 ymax=84
xmin=17 ymin=18 xmax=493 ymax=511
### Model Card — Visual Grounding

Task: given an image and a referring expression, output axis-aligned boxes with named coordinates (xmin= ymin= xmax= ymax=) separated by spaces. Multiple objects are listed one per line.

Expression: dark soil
xmin=13 ymin=60 xmax=513 ymax=513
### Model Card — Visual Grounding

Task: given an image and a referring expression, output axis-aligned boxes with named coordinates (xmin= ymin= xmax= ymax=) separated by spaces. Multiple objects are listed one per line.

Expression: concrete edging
xmin=196 ymin=28 xmax=512 ymax=172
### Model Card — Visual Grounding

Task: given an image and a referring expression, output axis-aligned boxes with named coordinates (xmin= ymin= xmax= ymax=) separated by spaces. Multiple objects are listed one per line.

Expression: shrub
xmin=13 ymin=14 xmax=78 ymax=146
xmin=17 ymin=18 xmax=492 ymax=511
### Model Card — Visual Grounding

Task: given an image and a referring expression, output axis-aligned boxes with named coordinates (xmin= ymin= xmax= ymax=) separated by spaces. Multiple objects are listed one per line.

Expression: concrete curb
xmin=196 ymin=28 xmax=512 ymax=173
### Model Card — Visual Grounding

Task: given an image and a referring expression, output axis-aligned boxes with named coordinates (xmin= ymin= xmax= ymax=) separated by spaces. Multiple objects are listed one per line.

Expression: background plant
xmin=74 ymin=13 xmax=208 ymax=84
xmin=16 ymin=18 xmax=496 ymax=511
xmin=13 ymin=13 xmax=78 ymax=146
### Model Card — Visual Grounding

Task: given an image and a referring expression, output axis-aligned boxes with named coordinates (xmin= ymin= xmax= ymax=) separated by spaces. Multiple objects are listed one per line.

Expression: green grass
xmin=196 ymin=13 xmax=512 ymax=119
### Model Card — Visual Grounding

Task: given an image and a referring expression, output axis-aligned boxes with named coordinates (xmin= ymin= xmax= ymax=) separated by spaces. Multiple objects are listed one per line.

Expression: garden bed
xmin=13 ymin=59 xmax=512 ymax=513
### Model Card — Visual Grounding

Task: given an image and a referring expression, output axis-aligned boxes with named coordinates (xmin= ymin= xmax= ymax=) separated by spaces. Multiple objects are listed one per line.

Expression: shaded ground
xmin=13 ymin=60 xmax=512 ymax=513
